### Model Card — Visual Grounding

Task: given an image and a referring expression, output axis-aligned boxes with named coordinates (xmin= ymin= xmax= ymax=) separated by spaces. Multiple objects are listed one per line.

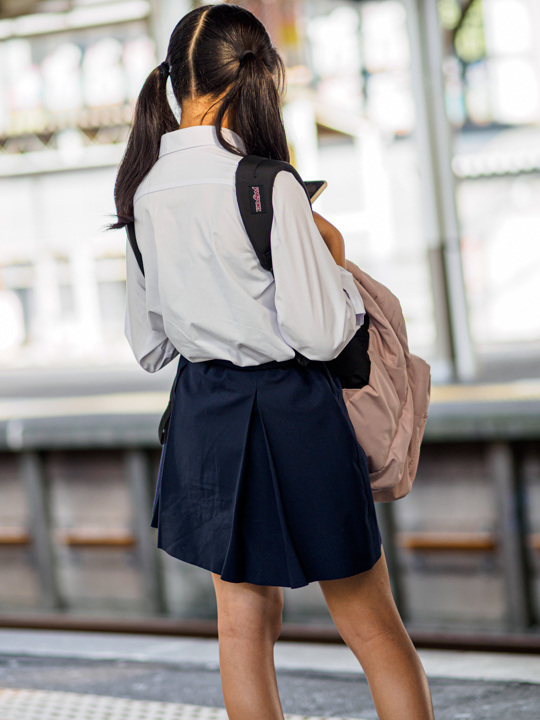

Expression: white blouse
xmin=125 ymin=124 xmax=366 ymax=371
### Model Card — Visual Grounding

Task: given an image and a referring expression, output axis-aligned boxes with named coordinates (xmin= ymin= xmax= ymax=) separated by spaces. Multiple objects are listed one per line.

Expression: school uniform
xmin=125 ymin=124 xmax=382 ymax=588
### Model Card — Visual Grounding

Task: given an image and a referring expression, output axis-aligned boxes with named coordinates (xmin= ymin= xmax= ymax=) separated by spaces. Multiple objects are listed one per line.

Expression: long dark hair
xmin=109 ymin=3 xmax=289 ymax=229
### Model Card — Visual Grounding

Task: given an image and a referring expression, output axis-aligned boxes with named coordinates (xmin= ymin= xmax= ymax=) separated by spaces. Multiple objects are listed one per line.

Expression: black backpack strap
xmin=325 ymin=314 xmax=371 ymax=389
xmin=235 ymin=155 xmax=311 ymax=274
xmin=126 ymin=221 xmax=145 ymax=277
xmin=235 ymin=155 xmax=312 ymax=366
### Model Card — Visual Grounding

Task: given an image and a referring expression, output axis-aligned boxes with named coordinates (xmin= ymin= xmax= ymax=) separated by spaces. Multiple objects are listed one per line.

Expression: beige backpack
xmin=342 ymin=259 xmax=431 ymax=502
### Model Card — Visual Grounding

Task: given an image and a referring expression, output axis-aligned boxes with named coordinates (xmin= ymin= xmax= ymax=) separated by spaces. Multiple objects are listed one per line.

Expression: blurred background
xmin=0 ymin=0 xmax=539 ymax=641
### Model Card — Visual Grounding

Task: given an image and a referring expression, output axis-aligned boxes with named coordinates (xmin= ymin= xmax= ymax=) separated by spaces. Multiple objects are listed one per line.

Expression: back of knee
xmin=218 ymin=596 xmax=283 ymax=644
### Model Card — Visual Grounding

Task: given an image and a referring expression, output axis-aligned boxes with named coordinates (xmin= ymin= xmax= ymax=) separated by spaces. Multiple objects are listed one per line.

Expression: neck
xmin=178 ymin=93 xmax=232 ymax=130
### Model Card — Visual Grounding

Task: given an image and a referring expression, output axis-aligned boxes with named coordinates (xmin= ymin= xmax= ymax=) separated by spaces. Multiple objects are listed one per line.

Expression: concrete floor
xmin=0 ymin=630 xmax=539 ymax=719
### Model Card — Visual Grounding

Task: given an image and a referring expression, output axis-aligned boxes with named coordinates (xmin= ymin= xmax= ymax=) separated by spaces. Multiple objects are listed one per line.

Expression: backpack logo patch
xmin=249 ymin=185 xmax=265 ymax=214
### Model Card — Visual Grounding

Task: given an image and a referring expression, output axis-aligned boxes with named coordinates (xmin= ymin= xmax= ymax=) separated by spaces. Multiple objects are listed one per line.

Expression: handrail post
xmin=489 ymin=441 xmax=534 ymax=630
xmin=19 ymin=451 xmax=62 ymax=610
xmin=125 ymin=449 xmax=166 ymax=615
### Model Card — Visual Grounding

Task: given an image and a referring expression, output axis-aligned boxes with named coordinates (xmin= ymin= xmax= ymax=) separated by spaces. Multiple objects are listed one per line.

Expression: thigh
xmin=319 ymin=548 xmax=404 ymax=646
xmin=212 ymin=573 xmax=284 ymax=641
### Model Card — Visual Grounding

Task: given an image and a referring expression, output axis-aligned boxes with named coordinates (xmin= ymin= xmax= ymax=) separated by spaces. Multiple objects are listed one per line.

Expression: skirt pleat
xmin=151 ymin=354 xmax=382 ymax=588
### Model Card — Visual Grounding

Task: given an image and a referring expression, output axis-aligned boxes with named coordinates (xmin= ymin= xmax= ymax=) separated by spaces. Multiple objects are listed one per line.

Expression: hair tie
xmin=159 ymin=61 xmax=170 ymax=79
xmin=239 ymin=49 xmax=255 ymax=62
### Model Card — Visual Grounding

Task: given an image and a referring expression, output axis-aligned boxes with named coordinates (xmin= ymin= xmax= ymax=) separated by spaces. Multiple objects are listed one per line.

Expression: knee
xmin=217 ymin=588 xmax=283 ymax=645
xmin=333 ymin=603 xmax=412 ymax=661
xmin=348 ymin=616 xmax=402 ymax=648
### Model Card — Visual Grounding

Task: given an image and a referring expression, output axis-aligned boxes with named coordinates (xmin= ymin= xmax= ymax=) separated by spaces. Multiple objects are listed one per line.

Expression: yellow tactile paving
xmin=1 ymin=378 xmax=539 ymax=423
xmin=430 ymin=379 xmax=540 ymax=403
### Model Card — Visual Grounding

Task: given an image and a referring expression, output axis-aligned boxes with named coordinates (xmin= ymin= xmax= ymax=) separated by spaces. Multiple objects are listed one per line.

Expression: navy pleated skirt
xmin=151 ymin=355 xmax=382 ymax=589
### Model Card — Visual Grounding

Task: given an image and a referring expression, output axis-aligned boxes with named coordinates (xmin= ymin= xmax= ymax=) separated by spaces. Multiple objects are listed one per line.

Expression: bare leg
xmin=319 ymin=547 xmax=435 ymax=720
xmin=212 ymin=572 xmax=285 ymax=720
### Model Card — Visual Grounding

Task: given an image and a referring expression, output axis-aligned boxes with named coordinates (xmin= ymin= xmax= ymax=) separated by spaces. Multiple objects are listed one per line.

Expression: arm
xmin=270 ymin=171 xmax=366 ymax=361
xmin=124 ymin=219 xmax=179 ymax=373
xmin=312 ymin=211 xmax=346 ymax=267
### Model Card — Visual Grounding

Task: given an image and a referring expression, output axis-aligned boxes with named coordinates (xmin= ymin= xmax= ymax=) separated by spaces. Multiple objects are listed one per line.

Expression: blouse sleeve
xmin=270 ymin=170 xmax=366 ymax=361
xmin=124 ymin=219 xmax=179 ymax=373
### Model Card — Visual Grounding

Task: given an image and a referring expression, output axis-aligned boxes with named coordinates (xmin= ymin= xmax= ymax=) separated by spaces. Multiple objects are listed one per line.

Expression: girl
xmin=110 ymin=4 xmax=435 ymax=719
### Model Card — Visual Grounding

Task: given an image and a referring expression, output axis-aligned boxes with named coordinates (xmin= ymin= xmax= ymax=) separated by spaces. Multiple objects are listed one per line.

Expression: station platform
xmin=0 ymin=629 xmax=539 ymax=719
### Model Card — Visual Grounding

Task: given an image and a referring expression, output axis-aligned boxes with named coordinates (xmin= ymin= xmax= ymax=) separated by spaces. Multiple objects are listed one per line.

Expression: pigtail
xmin=214 ymin=51 xmax=289 ymax=163
xmin=221 ymin=52 xmax=290 ymax=162
xmin=108 ymin=65 xmax=178 ymax=229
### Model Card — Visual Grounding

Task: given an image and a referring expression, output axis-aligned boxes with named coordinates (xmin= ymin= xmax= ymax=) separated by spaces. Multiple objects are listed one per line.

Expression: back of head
xmin=110 ymin=3 xmax=289 ymax=229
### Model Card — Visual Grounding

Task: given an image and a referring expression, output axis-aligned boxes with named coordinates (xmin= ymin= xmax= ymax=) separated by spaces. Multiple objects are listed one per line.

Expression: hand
xmin=312 ymin=211 xmax=346 ymax=268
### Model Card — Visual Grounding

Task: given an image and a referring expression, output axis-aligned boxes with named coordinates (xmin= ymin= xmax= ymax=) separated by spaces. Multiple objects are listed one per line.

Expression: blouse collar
xmin=159 ymin=124 xmax=247 ymax=157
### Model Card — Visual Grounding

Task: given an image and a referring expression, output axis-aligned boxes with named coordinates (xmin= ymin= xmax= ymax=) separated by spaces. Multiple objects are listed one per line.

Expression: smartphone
xmin=305 ymin=180 xmax=327 ymax=203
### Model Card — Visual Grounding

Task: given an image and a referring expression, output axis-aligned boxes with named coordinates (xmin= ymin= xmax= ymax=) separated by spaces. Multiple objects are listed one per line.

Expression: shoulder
xmin=133 ymin=169 xmax=156 ymax=206
xmin=272 ymin=168 xmax=310 ymax=205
